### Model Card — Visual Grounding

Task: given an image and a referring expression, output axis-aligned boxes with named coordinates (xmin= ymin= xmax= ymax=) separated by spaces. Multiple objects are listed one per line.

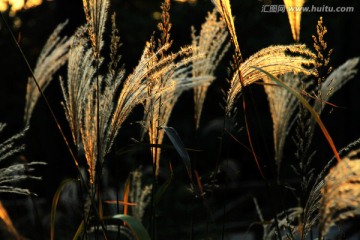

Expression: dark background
xmin=0 ymin=0 xmax=360 ymax=239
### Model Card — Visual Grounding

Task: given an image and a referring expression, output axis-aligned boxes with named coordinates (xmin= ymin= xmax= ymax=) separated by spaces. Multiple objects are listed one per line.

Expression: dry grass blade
xmin=226 ymin=44 xmax=315 ymax=115
xmin=263 ymin=73 xmax=309 ymax=172
xmin=192 ymin=8 xmax=230 ymax=129
xmin=283 ymin=0 xmax=305 ymax=42
xmin=24 ymin=21 xmax=72 ymax=126
xmin=320 ymin=148 xmax=360 ymax=237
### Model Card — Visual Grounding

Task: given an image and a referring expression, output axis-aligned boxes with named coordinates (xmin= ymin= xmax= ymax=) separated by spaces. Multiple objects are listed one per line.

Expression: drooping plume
xmin=264 ymin=73 xmax=309 ymax=172
xmin=192 ymin=8 xmax=230 ymax=129
xmin=226 ymin=44 xmax=315 ymax=115
xmin=320 ymin=148 xmax=360 ymax=237
xmin=24 ymin=21 xmax=72 ymax=126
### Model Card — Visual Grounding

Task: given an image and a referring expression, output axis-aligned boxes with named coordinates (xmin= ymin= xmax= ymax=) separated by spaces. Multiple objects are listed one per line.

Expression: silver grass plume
xmin=24 ymin=21 xmax=72 ymax=126
xmin=60 ymin=22 xmax=124 ymax=185
xmin=263 ymin=73 xmax=310 ymax=173
xmin=299 ymin=138 xmax=360 ymax=239
xmin=82 ymin=0 xmax=109 ymax=58
xmin=319 ymin=148 xmax=360 ymax=237
xmin=142 ymin=0 xmax=213 ymax=176
xmin=141 ymin=40 xmax=208 ymax=176
xmin=61 ymin=18 xmax=188 ymax=184
xmin=192 ymin=8 xmax=230 ymax=129
xmin=314 ymin=57 xmax=359 ymax=114
xmin=226 ymin=44 xmax=316 ymax=115
xmin=0 ymin=123 xmax=45 ymax=195
xmin=211 ymin=0 xmax=242 ymax=61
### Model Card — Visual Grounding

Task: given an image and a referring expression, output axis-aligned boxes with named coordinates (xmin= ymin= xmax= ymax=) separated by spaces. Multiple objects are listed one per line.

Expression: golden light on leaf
xmin=283 ymin=0 xmax=305 ymax=42
xmin=0 ymin=0 xmax=43 ymax=14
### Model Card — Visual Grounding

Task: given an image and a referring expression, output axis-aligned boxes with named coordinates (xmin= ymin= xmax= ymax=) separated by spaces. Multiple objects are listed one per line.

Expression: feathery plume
xmin=211 ymin=0 xmax=241 ymax=61
xmin=0 ymin=123 xmax=45 ymax=195
xmin=314 ymin=57 xmax=359 ymax=114
xmin=226 ymin=44 xmax=316 ymax=115
xmin=82 ymin=0 xmax=109 ymax=58
xmin=264 ymin=73 xmax=309 ymax=172
xmin=24 ymin=21 xmax=72 ymax=126
xmin=320 ymin=148 xmax=360 ymax=237
xmin=283 ymin=0 xmax=305 ymax=42
xmin=192 ymin=8 xmax=230 ymax=129
xmin=141 ymin=0 xmax=212 ymax=176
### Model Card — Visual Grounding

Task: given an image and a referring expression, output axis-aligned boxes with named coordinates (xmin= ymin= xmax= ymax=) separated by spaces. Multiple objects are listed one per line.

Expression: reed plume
xmin=0 ymin=123 xmax=45 ymax=195
xmin=319 ymin=148 xmax=360 ymax=237
xmin=264 ymin=73 xmax=309 ymax=172
xmin=24 ymin=21 xmax=72 ymax=126
xmin=192 ymin=8 xmax=229 ymax=129
xmin=141 ymin=0 xmax=213 ymax=176
xmin=82 ymin=0 xmax=109 ymax=58
xmin=226 ymin=44 xmax=315 ymax=115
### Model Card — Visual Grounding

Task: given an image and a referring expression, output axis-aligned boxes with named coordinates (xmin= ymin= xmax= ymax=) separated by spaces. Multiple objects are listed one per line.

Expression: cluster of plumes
xmin=191 ymin=9 xmax=230 ymax=129
xmin=319 ymin=148 xmax=360 ymax=237
xmin=283 ymin=0 xmax=305 ymax=42
xmin=257 ymin=57 xmax=359 ymax=240
xmin=59 ymin=0 xmax=219 ymax=182
xmin=141 ymin=0 xmax=220 ymax=176
xmin=60 ymin=0 xmax=147 ymax=184
xmin=0 ymin=123 xmax=44 ymax=195
xmin=24 ymin=20 xmax=72 ymax=126
xmin=211 ymin=1 xmax=316 ymax=117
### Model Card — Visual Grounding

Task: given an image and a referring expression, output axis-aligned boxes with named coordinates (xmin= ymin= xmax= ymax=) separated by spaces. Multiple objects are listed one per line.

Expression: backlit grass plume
xmin=24 ymin=21 xmax=72 ymax=126
xmin=284 ymin=0 xmax=305 ymax=42
xmin=141 ymin=0 xmax=213 ymax=176
xmin=0 ymin=123 xmax=45 ymax=195
xmin=211 ymin=0 xmax=241 ymax=61
xmin=319 ymin=148 xmax=360 ymax=237
xmin=314 ymin=57 xmax=359 ymax=114
xmin=192 ymin=8 xmax=229 ymax=129
xmin=263 ymin=73 xmax=309 ymax=172
xmin=226 ymin=44 xmax=315 ymax=115
xmin=82 ymin=0 xmax=109 ymax=58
